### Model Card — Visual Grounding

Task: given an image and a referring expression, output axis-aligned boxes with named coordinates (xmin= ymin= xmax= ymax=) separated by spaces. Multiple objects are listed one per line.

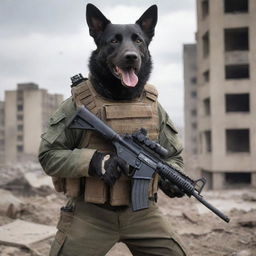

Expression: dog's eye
xmin=135 ymin=38 xmax=142 ymax=44
xmin=111 ymin=39 xmax=119 ymax=44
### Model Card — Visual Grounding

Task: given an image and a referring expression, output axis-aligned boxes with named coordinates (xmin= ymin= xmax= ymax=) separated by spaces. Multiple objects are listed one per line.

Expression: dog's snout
xmin=124 ymin=52 xmax=138 ymax=61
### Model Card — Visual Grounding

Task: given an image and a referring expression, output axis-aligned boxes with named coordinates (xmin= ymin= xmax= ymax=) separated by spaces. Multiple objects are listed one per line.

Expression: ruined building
xmin=4 ymin=83 xmax=63 ymax=163
xmin=0 ymin=101 xmax=4 ymax=164
xmin=184 ymin=0 xmax=256 ymax=188
xmin=183 ymin=44 xmax=198 ymax=178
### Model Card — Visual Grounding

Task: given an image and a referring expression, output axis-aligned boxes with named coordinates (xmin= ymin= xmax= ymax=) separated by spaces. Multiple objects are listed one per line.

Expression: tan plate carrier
xmin=54 ymin=79 xmax=160 ymax=206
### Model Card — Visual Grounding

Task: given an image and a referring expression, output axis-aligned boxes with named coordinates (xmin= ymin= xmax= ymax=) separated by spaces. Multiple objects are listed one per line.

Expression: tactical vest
xmin=63 ymin=79 xmax=160 ymax=206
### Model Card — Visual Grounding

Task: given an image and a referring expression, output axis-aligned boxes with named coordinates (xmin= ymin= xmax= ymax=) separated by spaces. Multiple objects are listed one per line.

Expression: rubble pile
xmin=0 ymin=163 xmax=255 ymax=256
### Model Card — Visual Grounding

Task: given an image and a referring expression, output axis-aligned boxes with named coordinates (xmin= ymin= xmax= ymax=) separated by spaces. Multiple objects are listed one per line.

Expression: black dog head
xmin=86 ymin=3 xmax=158 ymax=100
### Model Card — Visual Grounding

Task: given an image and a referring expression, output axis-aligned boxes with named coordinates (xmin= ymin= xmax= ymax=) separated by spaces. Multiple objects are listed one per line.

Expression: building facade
xmin=0 ymin=101 xmax=4 ymax=164
xmin=4 ymin=83 xmax=63 ymax=163
xmin=185 ymin=0 xmax=256 ymax=189
xmin=183 ymin=44 xmax=199 ymax=177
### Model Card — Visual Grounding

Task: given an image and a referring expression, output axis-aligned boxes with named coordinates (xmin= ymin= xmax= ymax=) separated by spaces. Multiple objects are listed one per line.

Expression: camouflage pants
xmin=49 ymin=199 xmax=188 ymax=256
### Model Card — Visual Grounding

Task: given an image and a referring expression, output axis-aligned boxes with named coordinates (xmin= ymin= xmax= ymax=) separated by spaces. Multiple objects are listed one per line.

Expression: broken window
xmin=202 ymin=170 xmax=213 ymax=189
xmin=0 ymin=140 xmax=4 ymax=151
xmin=224 ymin=0 xmax=248 ymax=13
xmin=203 ymin=98 xmax=211 ymax=115
xmin=202 ymin=0 xmax=209 ymax=18
xmin=191 ymin=91 xmax=197 ymax=98
xmin=191 ymin=109 xmax=197 ymax=116
xmin=199 ymin=133 xmax=203 ymax=153
xmin=17 ymin=125 xmax=23 ymax=131
xmin=202 ymin=31 xmax=209 ymax=57
xmin=17 ymin=145 xmax=23 ymax=152
xmin=17 ymin=91 xmax=23 ymax=102
xmin=17 ymin=115 xmax=23 ymax=121
xmin=225 ymin=64 xmax=249 ymax=79
xmin=226 ymin=129 xmax=250 ymax=153
xmin=192 ymin=122 xmax=197 ymax=129
xmin=204 ymin=130 xmax=212 ymax=152
xmin=17 ymin=104 xmax=23 ymax=111
xmin=203 ymin=70 xmax=210 ymax=82
xmin=190 ymin=77 xmax=197 ymax=84
xmin=225 ymin=172 xmax=251 ymax=185
xmin=224 ymin=27 xmax=249 ymax=51
xmin=225 ymin=94 xmax=249 ymax=112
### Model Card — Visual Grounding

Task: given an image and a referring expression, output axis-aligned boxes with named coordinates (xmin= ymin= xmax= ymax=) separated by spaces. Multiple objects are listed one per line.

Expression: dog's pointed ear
xmin=136 ymin=5 xmax=158 ymax=41
xmin=86 ymin=3 xmax=110 ymax=39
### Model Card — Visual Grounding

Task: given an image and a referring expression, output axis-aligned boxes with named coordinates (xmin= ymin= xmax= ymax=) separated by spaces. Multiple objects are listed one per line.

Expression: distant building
xmin=184 ymin=0 xmax=256 ymax=189
xmin=0 ymin=101 xmax=4 ymax=163
xmin=183 ymin=44 xmax=198 ymax=177
xmin=4 ymin=83 xmax=63 ymax=163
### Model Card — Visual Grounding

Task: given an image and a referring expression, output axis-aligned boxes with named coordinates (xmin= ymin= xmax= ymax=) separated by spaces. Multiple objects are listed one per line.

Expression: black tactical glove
xmin=89 ymin=151 xmax=129 ymax=186
xmin=158 ymin=178 xmax=185 ymax=198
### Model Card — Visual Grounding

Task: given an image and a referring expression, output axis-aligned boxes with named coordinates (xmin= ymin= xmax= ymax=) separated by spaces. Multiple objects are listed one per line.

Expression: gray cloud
xmin=0 ymin=0 xmax=195 ymax=37
xmin=0 ymin=0 xmax=196 ymax=128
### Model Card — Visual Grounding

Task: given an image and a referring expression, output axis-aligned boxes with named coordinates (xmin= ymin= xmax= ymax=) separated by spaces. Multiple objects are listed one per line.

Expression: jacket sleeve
xmin=157 ymin=103 xmax=184 ymax=173
xmin=38 ymin=98 xmax=96 ymax=178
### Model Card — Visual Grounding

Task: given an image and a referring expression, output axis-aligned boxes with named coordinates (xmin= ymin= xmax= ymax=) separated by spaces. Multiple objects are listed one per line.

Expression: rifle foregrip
xmin=131 ymin=179 xmax=151 ymax=211
xmin=157 ymin=163 xmax=194 ymax=195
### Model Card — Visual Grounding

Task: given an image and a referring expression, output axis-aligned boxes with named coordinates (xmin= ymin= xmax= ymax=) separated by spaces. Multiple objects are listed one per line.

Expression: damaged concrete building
xmin=0 ymin=101 xmax=4 ymax=164
xmin=4 ymin=83 xmax=63 ymax=163
xmin=184 ymin=0 xmax=256 ymax=189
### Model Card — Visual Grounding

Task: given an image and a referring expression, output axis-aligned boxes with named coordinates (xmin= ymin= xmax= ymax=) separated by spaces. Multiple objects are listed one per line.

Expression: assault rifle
xmin=68 ymin=106 xmax=230 ymax=223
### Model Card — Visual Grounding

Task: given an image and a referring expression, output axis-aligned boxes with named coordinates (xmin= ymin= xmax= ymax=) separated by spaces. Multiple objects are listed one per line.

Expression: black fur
xmin=86 ymin=4 xmax=158 ymax=100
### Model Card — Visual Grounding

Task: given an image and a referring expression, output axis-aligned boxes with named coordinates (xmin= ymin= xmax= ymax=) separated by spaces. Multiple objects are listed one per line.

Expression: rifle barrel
xmin=192 ymin=191 xmax=230 ymax=223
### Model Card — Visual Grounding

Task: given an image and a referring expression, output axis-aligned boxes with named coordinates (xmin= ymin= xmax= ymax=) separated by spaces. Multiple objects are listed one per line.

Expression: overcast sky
xmin=0 ymin=0 xmax=196 ymax=127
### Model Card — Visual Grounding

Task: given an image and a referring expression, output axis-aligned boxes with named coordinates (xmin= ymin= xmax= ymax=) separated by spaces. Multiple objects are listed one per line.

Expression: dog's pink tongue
xmin=117 ymin=67 xmax=138 ymax=87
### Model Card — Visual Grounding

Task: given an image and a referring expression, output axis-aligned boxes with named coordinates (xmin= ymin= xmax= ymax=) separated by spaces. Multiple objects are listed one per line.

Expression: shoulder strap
xmin=144 ymin=84 xmax=158 ymax=102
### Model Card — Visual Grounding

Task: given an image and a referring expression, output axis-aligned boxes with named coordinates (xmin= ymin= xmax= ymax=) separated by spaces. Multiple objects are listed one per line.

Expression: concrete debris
xmin=0 ymin=247 xmax=25 ymax=256
xmin=231 ymin=249 xmax=253 ymax=256
xmin=0 ymin=189 xmax=25 ymax=218
xmin=238 ymin=216 xmax=256 ymax=228
xmin=182 ymin=212 xmax=198 ymax=224
xmin=178 ymin=225 xmax=212 ymax=236
xmin=242 ymin=193 xmax=256 ymax=202
xmin=0 ymin=220 xmax=56 ymax=249
xmin=0 ymin=163 xmax=53 ymax=196
xmin=0 ymin=163 xmax=256 ymax=256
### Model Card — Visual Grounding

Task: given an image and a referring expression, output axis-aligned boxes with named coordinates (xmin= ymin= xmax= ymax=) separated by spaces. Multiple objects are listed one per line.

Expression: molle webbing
xmin=69 ymin=80 xmax=160 ymax=205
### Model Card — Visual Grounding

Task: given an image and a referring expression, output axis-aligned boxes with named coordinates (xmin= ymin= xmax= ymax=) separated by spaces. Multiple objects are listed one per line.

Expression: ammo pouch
xmin=51 ymin=177 xmax=81 ymax=198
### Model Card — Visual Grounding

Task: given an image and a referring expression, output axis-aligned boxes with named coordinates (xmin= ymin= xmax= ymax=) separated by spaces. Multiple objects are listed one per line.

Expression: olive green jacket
xmin=38 ymin=97 xmax=184 ymax=178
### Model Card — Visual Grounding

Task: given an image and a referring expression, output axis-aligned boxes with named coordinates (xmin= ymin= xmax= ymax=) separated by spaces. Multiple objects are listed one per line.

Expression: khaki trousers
xmin=49 ymin=199 xmax=188 ymax=256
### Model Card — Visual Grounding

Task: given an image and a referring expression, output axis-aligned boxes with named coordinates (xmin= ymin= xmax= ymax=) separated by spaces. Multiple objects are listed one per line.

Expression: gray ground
xmin=0 ymin=164 xmax=255 ymax=256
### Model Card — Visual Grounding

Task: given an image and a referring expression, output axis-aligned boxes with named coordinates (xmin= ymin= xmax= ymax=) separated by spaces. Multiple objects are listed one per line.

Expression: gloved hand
xmin=89 ymin=151 xmax=129 ymax=186
xmin=158 ymin=178 xmax=185 ymax=198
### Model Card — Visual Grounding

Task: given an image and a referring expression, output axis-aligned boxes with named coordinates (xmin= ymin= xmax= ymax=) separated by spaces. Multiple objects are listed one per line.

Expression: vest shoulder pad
xmin=71 ymin=80 xmax=91 ymax=107
xmin=144 ymin=84 xmax=158 ymax=102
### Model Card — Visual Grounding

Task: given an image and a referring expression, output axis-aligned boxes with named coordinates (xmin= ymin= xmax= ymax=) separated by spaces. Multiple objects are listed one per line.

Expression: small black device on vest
xmin=70 ymin=73 xmax=87 ymax=87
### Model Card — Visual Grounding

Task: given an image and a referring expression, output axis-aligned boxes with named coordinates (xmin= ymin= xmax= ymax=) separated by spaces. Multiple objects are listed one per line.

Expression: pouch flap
xmin=105 ymin=104 xmax=152 ymax=120
xmin=49 ymin=111 xmax=66 ymax=125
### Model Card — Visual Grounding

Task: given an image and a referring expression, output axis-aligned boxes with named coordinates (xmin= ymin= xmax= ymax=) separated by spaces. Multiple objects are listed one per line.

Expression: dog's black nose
xmin=124 ymin=52 xmax=138 ymax=61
